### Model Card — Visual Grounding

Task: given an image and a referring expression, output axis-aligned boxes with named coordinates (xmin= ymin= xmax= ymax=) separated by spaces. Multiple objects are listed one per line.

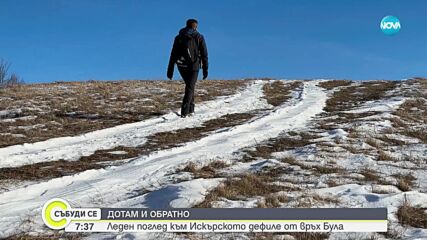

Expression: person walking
xmin=167 ymin=19 xmax=208 ymax=118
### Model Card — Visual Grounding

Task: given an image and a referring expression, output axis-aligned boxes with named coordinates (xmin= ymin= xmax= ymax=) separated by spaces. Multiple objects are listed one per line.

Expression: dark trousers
xmin=178 ymin=67 xmax=199 ymax=116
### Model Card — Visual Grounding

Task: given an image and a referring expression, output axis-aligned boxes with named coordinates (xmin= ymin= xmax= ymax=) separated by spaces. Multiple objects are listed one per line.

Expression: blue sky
xmin=0 ymin=0 xmax=426 ymax=83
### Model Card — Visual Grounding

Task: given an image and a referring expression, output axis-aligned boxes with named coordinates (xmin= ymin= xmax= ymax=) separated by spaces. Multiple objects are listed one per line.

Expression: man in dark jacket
xmin=167 ymin=19 xmax=208 ymax=118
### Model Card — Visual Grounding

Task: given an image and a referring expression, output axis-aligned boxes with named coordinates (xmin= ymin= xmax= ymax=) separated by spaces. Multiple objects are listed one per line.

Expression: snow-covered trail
xmin=0 ymin=81 xmax=327 ymax=237
xmin=0 ymin=81 xmax=269 ymax=169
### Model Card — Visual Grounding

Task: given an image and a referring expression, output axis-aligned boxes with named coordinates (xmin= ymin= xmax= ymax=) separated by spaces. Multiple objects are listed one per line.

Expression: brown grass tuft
xmin=377 ymin=150 xmax=397 ymax=162
xmin=289 ymin=233 xmax=330 ymax=240
xmin=243 ymin=134 xmax=316 ymax=162
xmin=318 ymin=80 xmax=352 ymax=90
xmin=263 ymin=81 xmax=302 ymax=106
xmin=180 ymin=160 xmax=228 ymax=179
xmin=361 ymin=168 xmax=381 ymax=182
xmin=394 ymin=173 xmax=416 ymax=192
xmin=324 ymin=81 xmax=397 ymax=113
xmin=196 ymin=173 xmax=289 ymax=207
xmin=397 ymin=198 xmax=427 ymax=228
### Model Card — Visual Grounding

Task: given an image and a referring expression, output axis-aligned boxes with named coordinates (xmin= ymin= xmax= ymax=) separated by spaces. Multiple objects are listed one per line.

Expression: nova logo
xmin=380 ymin=16 xmax=401 ymax=35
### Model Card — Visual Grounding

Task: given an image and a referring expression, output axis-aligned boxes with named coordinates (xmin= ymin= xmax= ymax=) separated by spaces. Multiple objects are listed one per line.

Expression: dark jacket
xmin=167 ymin=27 xmax=208 ymax=78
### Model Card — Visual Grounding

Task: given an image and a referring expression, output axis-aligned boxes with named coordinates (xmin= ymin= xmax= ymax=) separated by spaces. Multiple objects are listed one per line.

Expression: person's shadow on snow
xmin=364 ymin=194 xmax=380 ymax=202
xmin=141 ymin=185 xmax=181 ymax=208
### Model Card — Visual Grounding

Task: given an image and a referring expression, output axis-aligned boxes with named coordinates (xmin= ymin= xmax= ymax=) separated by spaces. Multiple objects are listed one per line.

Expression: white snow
xmin=0 ymin=109 xmax=22 ymax=118
xmin=0 ymin=80 xmax=327 ymax=238
xmin=0 ymin=115 xmax=37 ymax=123
xmin=0 ymin=118 xmax=16 ymax=123
xmin=0 ymin=133 xmax=26 ymax=138
xmin=118 ymin=178 xmax=223 ymax=208
xmin=107 ymin=150 xmax=128 ymax=155
xmin=1 ymin=79 xmax=425 ymax=239
xmin=316 ymin=184 xmax=427 ymax=238
xmin=0 ymin=80 xmax=270 ymax=169
xmin=343 ymin=97 xmax=405 ymax=114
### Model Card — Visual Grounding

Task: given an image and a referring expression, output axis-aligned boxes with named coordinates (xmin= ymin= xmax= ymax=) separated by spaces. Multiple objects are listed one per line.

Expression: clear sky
xmin=1 ymin=0 xmax=426 ymax=83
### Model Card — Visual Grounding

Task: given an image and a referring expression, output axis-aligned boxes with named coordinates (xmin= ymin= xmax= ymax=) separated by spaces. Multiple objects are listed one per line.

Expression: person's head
xmin=186 ymin=19 xmax=198 ymax=29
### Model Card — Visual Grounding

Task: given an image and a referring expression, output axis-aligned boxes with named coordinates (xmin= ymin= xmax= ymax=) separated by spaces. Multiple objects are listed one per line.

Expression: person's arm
xmin=167 ymin=37 xmax=178 ymax=80
xmin=199 ymin=35 xmax=208 ymax=79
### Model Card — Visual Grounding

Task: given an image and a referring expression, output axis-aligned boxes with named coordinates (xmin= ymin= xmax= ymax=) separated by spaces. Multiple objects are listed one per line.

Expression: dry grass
xmin=213 ymin=174 xmax=285 ymax=199
xmin=394 ymin=173 xmax=416 ymax=192
xmin=325 ymin=179 xmax=339 ymax=187
xmin=144 ymin=112 xmax=255 ymax=151
xmin=342 ymin=145 xmax=366 ymax=154
xmin=196 ymin=173 xmax=289 ymax=207
xmin=257 ymin=194 xmax=288 ymax=208
xmin=280 ymin=156 xmax=298 ymax=165
xmin=0 ymin=146 xmax=141 ymax=181
xmin=279 ymin=153 xmax=345 ymax=175
xmin=0 ymin=113 xmax=254 ymax=181
xmin=376 ymin=135 xmax=406 ymax=146
xmin=317 ymin=80 xmax=352 ymax=90
xmin=312 ymin=165 xmax=344 ymax=175
xmin=295 ymin=193 xmax=341 ymax=207
xmin=360 ymin=168 xmax=381 ymax=182
xmin=262 ymin=81 xmax=302 ymax=106
xmin=288 ymin=233 xmax=330 ymax=240
xmin=389 ymin=116 xmax=406 ymax=128
xmin=366 ymin=138 xmax=381 ymax=148
xmin=395 ymin=98 xmax=427 ymax=123
xmin=321 ymin=112 xmax=378 ymax=128
xmin=392 ymin=97 xmax=427 ymax=143
xmin=281 ymin=155 xmax=343 ymax=176
xmin=311 ymin=193 xmax=341 ymax=205
xmin=0 ymin=80 xmax=247 ymax=147
xmin=347 ymin=127 xmax=360 ymax=138
xmin=180 ymin=160 xmax=228 ymax=178
xmin=6 ymin=232 xmax=83 ymax=240
xmin=402 ymin=127 xmax=427 ymax=144
xmin=258 ymin=165 xmax=295 ymax=179
xmin=243 ymin=133 xmax=317 ymax=162
xmin=377 ymin=150 xmax=397 ymax=162
xmin=397 ymin=198 xmax=427 ymax=228
xmin=323 ymin=81 xmax=397 ymax=113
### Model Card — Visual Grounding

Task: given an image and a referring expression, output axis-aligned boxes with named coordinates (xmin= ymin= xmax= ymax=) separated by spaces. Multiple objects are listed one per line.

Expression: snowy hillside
xmin=0 ymin=79 xmax=426 ymax=240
